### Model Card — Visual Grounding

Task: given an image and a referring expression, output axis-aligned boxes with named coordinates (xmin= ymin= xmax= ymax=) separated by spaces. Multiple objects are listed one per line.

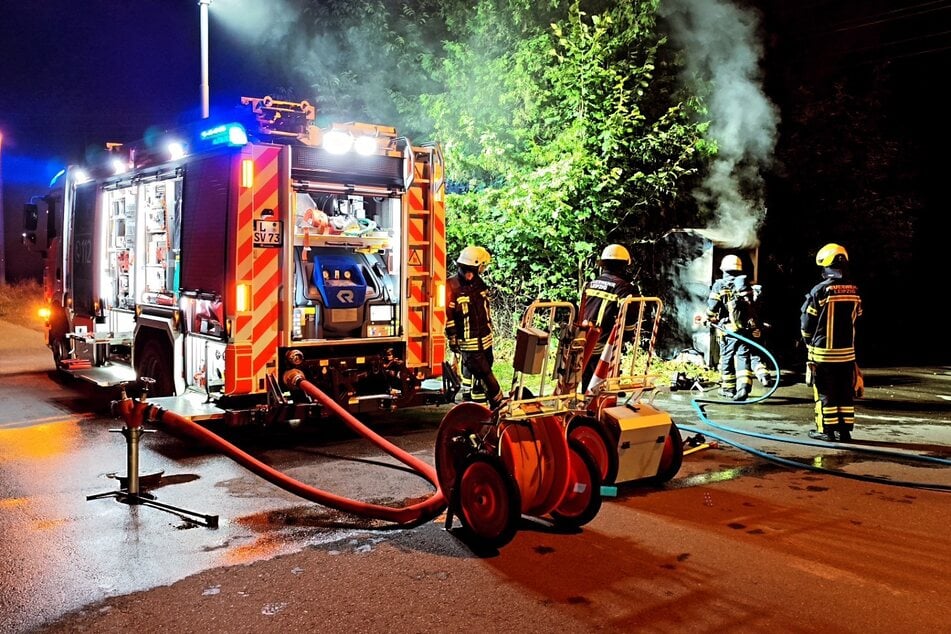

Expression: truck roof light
xmin=111 ymin=157 xmax=130 ymax=175
xmin=354 ymin=135 xmax=377 ymax=155
xmin=323 ymin=130 xmax=353 ymax=154
xmin=167 ymin=141 xmax=187 ymax=161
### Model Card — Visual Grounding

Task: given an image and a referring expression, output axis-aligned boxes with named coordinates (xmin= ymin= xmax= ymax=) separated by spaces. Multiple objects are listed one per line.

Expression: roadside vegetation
xmin=270 ymin=0 xmax=719 ymax=381
xmin=0 ymin=280 xmax=46 ymax=332
xmin=274 ymin=0 xmax=712 ymax=309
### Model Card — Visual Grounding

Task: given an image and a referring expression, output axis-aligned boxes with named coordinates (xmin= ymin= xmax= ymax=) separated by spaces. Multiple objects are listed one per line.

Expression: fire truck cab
xmin=25 ymin=97 xmax=453 ymax=425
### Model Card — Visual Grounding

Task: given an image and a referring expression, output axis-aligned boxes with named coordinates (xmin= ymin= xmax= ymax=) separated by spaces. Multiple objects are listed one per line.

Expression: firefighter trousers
xmin=718 ymin=334 xmax=752 ymax=395
xmin=460 ymin=349 xmax=502 ymax=405
xmin=812 ymin=361 xmax=856 ymax=435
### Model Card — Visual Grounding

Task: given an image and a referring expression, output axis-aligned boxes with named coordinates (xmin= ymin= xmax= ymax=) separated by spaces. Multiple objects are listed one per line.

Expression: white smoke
xmin=661 ymin=0 xmax=779 ymax=248
xmin=210 ymin=0 xmax=297 ymax=45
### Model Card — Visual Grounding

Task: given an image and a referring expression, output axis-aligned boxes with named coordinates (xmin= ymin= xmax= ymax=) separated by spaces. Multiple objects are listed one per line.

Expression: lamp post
xmin=199 ymin=0 xmax=212 ymax=119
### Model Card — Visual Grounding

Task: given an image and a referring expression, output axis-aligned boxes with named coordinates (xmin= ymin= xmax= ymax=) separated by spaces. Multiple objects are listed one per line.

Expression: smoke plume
xmin=661 ymin=0 xmax=779 ymax=248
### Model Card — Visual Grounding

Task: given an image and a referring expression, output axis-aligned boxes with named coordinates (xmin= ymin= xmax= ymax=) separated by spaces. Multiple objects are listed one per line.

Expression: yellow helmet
xmin=457 ymin=245 xmax=491 ymax=273
xmin=816 ymin=243 xmax=848 ymax=267
xmin=600 ymin=244 xmax=631 ymax=265
xmin=720 ymin=254 xmax=743 ymax=272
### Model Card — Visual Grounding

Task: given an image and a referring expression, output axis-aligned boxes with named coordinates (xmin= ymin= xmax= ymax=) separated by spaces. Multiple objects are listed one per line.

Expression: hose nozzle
xmin=283 ymin=369 xmax=306 ymax=389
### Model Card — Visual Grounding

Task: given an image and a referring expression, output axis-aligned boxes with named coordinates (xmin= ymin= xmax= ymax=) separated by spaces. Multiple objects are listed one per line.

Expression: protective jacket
xmin=581 ymin=272 xmax=637 ymax=346
xmin=801 ymin=268 xmax=862 ymax=363
xmin=706 ymin=272 xmax=747 ymax=331
xmin=446 ymin=272 xmax=494 ymax=352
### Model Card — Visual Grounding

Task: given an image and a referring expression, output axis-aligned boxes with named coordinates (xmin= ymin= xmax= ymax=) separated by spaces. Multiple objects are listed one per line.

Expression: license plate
xmin=253 ymin=220 xmax=283 ymax=247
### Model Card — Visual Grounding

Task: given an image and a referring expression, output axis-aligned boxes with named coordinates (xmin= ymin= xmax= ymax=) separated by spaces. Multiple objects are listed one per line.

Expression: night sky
xmin=0 ymin=0 xmax=297 ymax=282
xmin=2 ymin=0 xmax=950 ymax=362
xmin=0 ymin=0 xmax=291 ymax=174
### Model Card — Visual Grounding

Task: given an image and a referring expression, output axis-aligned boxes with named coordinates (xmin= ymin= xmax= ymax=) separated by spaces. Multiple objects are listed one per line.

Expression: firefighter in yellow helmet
xmin=445 ymin=246 xmax=504 ymax=409
xmin=706 ymin=254 xmax=754 ymax=400
xmin=580 ymin=244 xmax=637 ymax=390
xmin=801 ymin=243 xmax=863 ymax=442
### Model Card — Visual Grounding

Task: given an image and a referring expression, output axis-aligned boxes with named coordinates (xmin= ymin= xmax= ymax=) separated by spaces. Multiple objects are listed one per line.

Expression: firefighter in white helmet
xmin=706 ymin=254 xmax=754 ymax=401
xmin=801 ymin=243 xmax=863 ymax=442
xmin=445 ymin=245 xmax=504 ymax=409
xmin=579 ymin=244 xmax=637 ymax=390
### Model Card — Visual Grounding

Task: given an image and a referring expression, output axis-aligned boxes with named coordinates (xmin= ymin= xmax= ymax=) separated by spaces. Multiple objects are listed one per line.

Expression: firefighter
xmin=706 ymin=254 xmax=753 ymax=401
xmin=580 ymin=244 xmax=637 ymax=391
xmin=801 ymin=243 xmax=863 ymax=442
xmin=446 ymin=245 xmax=504 ymax=409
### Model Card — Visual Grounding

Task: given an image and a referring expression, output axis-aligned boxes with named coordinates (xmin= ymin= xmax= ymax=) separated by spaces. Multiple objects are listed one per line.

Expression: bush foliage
xmin=283 ymin=0 xmax=712 ymax=319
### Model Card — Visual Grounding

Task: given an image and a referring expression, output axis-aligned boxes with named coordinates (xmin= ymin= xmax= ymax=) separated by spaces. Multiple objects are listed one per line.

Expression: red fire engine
xmin=23 ymin=97 xmax=454 ymax=424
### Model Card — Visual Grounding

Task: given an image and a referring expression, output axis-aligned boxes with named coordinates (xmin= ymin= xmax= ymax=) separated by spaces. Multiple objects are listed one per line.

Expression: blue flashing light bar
xmin=199 ymin=122 xmax=248 ymax=147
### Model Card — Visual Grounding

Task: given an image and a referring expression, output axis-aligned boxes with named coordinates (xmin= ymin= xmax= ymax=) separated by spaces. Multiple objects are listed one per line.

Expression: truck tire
xmin=48 ymin=306 xmax=70 ymax=369
xmin=136 ymin=339 xmax=175 ymax=397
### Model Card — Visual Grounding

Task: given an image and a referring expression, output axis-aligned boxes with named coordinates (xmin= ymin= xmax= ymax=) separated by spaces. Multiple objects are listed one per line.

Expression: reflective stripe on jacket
xmin=801 ymin=271 xmax=862 ymax=363
xmin=446 ymin=274 xmax=494 ymax=351
xmin=581 ymin=272 xmax=636 ymax=346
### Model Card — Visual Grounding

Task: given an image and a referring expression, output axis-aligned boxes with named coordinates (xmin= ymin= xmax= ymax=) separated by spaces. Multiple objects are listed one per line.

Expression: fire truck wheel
xmin=136 ymin=339 xmax=174 ymax=397
xmin=48 ymin=307 xmax=70 ymax=368
xmin=567 ymin=417 xmax=619 ymax=486
xmin=649 ymin=421 xmax=684 ymax=484
xmin=50 ymin=336 xmax=70 ymax=368
xmin=550 ymin=438 xmax=603 ymax=528
xmin=453 ymin=452 xmax=521 ymax=549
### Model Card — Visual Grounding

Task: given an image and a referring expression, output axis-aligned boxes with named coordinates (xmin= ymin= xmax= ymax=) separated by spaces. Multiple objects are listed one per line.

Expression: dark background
xmin=755 ymin=0 xmax=951 ymax=365
xmin=1 ymin=0 xmax=948 ymax=365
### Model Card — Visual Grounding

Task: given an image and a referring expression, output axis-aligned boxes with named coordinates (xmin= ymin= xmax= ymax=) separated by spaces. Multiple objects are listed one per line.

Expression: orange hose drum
xmin=499 ymin=415 xmax=571 ymax=516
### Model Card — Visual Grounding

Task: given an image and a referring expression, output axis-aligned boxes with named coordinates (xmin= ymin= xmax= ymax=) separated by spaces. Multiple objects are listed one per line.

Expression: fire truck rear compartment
xmin=293 ymin=246 xmax=397 ymax=340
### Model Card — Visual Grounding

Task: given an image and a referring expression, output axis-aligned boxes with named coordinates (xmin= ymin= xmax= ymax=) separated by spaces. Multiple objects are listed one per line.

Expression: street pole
xmin=199 ymin=0 xmax=211 ymax=119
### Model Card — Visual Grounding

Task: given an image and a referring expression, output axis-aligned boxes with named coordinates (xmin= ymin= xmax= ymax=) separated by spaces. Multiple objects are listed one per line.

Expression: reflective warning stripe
xmin=225 ymin=342 xmax=253 ymax=393
xmin=406 ymin=180 xmax=426 ymax=368
xmin=586 ymin=321 xmax=620 ymax=394
xmin=228 ymin=144 xmax=281 ymax=395
xmin=431 ymin=154 xmax=446 ymax=371
xmin=407 ymin=309 xmax=424 ymax=366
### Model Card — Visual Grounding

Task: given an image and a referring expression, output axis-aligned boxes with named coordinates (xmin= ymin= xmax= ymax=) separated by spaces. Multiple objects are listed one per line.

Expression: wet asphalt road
xmin=1 ymin=321 xmax=950 ymax=633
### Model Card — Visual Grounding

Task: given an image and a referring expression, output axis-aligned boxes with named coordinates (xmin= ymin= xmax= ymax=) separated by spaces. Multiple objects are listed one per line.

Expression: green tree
xmin=429 ymin=1 xmax=710 ymax=315
xmin=285 ymin=0 xmax=711 ymax=323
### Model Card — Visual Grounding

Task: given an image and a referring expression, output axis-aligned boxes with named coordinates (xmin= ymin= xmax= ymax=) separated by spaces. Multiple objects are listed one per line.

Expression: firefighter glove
xmin=448 ymin=338 xmax=460 ymax=353
xmin=805 ymin=361 xmax=816 ymax=387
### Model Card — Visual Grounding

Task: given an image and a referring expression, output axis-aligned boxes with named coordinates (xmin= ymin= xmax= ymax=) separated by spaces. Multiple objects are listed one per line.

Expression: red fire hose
xmin=134 ymin=370 xmax=446 ymax=525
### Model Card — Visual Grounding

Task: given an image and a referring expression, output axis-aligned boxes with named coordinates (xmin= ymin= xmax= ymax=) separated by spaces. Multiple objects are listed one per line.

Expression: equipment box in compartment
xmin=602 ymin=403 xmax=672 ymax=482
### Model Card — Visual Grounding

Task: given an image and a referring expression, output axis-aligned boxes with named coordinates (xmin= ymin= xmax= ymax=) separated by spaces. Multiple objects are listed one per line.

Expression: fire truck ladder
xmin=405 ymin=144 xmax=446 ymax=372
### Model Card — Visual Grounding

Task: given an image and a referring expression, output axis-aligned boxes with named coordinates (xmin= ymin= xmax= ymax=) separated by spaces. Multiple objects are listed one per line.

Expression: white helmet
xmin=457 ymin=245 xmax=491 ymax=273
xmin=720 ymin=254 xmax=743 ymax=273
xmin=600 ymin=244 xmax=631 ymax=265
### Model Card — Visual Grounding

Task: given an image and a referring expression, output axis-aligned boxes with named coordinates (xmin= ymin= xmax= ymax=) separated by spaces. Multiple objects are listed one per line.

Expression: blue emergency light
xmin=198 ymin=123 xmax=248 ymax=147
